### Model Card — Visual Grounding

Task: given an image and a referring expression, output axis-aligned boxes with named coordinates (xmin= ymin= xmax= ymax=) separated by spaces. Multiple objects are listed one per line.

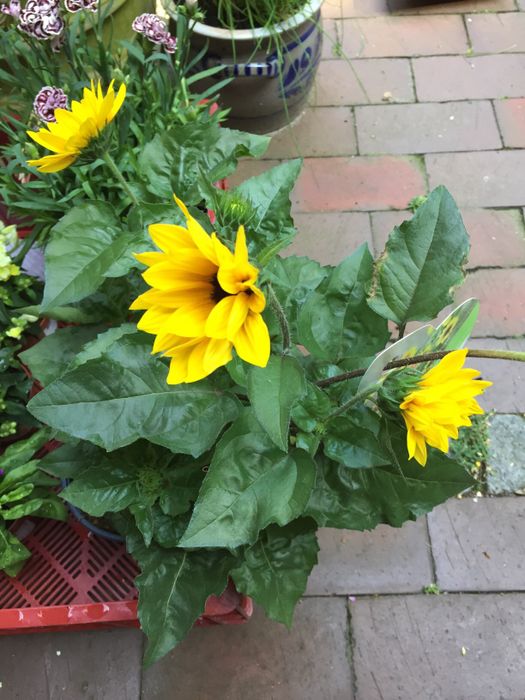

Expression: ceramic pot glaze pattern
xmin=170 ymin=0 xmax=323 ymax=133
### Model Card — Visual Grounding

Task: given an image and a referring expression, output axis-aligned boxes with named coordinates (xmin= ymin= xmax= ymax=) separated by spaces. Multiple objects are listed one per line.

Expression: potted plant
xmin=2 ymin=0 xmax=525 ymax=670
xmin=165 ymin=0 xmax=324 ymax=133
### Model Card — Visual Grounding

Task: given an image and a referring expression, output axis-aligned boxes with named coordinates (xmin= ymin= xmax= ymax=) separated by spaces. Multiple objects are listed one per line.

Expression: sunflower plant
xmin=2 ymin=0 xmax=525 ymax=669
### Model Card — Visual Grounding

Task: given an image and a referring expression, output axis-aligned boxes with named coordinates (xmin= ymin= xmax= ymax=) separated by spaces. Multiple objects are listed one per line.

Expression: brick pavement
xmin=1 ymin=2 xmax=525 ymax=698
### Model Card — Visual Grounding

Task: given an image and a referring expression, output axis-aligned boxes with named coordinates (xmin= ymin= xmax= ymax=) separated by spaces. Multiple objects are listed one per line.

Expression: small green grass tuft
xmin=449 ymin=412 xmax=491 ymax=493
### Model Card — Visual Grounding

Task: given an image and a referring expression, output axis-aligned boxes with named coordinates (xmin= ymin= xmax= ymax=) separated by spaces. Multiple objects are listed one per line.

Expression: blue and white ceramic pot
xmin=169 ymin=0 xmax=323 ymax=133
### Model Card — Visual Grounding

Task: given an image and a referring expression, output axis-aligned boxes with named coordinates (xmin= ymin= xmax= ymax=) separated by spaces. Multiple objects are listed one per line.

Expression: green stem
xmin=267 ymin=285 xmax=291 ymax=352
xmin=102 ymin=151 xmax=139 ymax=207
xmin=323 ymin=383 xmax=382 ymax=422
xmin=316 ymin=349 xmax=525 ymax=389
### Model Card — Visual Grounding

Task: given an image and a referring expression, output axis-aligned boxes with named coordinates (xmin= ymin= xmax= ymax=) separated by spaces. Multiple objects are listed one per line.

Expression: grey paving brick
xmin=371 ymin=208 xmax=525 ymax=267
xmin=468 ymin=338 xmax=525 ymax=414
xmin=288 ymin=211 xmax=373 ymax=264
xmin=427 ymin=497 xmax=525 ymax=591
xmin=141 ymin=599 xmax=353 ymax=700
xmin=329 ymin=15 xmax=468 ymax=58
xmin=356 ymin=101 xmax=501 ymax=155
xmin=265 ymin=107 xmax=357 ymax=159
xmin=487 ymin=414 xmax=525 ymax=495
xmin=311 ymin=58 xmax=415 ymax=106
xmin=306 ymin=520 xmax=433 ymax=595
xmin=0 ymin=628 xmax=143 ymax=700
xmin=351 ymin=593 xmax=525 ymax=700
xmin=413 ymin=54 xmax=525 ymax=101
xmin=426 ymin=150 xmax=525 ymax=208
xmin=466 ymin=12 xmax=525 ymax=53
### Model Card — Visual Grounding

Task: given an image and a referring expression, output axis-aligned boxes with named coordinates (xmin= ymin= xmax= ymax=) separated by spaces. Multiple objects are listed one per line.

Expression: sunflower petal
xmin=233 ymin=311 xmax=270 ymax=367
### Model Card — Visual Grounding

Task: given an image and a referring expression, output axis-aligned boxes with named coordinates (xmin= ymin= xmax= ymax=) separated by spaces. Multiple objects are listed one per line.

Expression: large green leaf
xmin=298 ymin=244 xmax=389 ymax=362
xmin=27 ymin=334 xmax=240 ymax=457
xmin=307 ymin=426 xmax=475 ymax=530
xmin=367 ymin=186 xmax=469 ymax=324
xmin=61 ymin=463 xmax=141 ymax=517
xmin=19 ymin=325 xmax=103 ymax=386
xmin=223 ymin=161 xmax=302 ymax=256
xmin=323 ymin=406 xmax=390 ymax=468
xmin=247 ymin=355 xmax=306 ymax=451
xmin=132 ymin=541 xmax=234 ymax=665
xmin=138 ymin=124 xmax=268 ymax=204
xmin=264 ymin=255 xmax=328 ymax=336
xmin=41 ymin=202 xmax=130 ymax=311
xmin=231 ymin=519 xmax=319 ymax=627
xmin=40 ymin=441 xmax=103 ymax=478
xmin=179 ymin=411 xmax=316 ymax=549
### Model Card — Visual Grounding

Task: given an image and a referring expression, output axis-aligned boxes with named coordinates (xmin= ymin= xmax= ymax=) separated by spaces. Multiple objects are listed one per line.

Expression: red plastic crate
xmin=0 ymin=518 xmax=252 ymax=634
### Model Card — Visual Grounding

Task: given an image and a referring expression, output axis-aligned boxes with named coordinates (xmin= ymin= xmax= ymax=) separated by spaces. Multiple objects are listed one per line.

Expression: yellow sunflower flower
xmin=400 ymin=348 xmax=492 ymax=466
xmin=130 ymin=197 xmax=271 ymax=384
xmin=26 ymin=80 xmax=126 ymax=173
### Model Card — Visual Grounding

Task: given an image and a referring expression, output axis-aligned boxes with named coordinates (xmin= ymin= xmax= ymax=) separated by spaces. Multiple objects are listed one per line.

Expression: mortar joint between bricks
xmin=346 ymin=601 xmax=359 ymax=699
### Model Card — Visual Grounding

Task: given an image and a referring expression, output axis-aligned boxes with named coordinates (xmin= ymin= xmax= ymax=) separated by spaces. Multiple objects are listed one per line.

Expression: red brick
xmin=292 ymin=156 xmax=426 ymax=212
xmin=311 ymin=58 xmax=414 ymax=106
xmin=265 ymin=107 xmax=356 ymax=159
xmin=466 ymin=12 xmax=525 ymax=53
xmin=468 ymin=338 xmax=525 ymax=413
xmin=413 ymin=55 xmax=525 ymax=101
xmin=371 ymin=208 xmax=525 ymax=269
xmin=332 ymin=16 xmax=468 ymax=58
xmin=494 ymin=98 xmax=525 ymax=147
xmin=426 ymin=150 xmax=525 ymax=207
xmin=355 ymin=101 xmax=501 ymax=155
xmin=287 ymin=211 xmax=373 ymax=264
xmin=456 ymin=268 xmax=525 ymax=336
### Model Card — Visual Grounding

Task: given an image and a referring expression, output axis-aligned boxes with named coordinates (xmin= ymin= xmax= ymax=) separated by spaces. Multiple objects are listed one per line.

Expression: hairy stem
xmin=316 ymin=349 xmax=525 ymax=389
xmin=267 ymin=285 xmax=291 ymax=352
xmin=102 ymin=151 xmax=139 ymax=207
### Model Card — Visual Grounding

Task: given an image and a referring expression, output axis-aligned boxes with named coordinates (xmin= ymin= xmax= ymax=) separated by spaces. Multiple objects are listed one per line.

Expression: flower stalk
xmin=102 ymin=151 xmax=139 ymax=207
xmin=316 ymin=348 xmax=525 ymax=388
xmin=267 ymin=284 xmax=291 ymax=352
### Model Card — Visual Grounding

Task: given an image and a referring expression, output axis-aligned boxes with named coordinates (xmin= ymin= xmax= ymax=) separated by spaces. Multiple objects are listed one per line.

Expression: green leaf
xmin=367 ymin=186 xmax=470 ymax=324
xmin=40 ymin=441 xmax=102 ymax=478
xmin=132 ymin=542 xmax=234 ymax=665
xmin=231 ymin=519 xmax=318 ymax=627
xmin=0 ymin=484 xmax=34 ymax=504
xmin=27 ymin=334 xmax=240 ymax=457
xmin=323 ymin=406 xmax=389 ymax=468
xmin=19 ymin=325 xmax=103 ymax=385
xmin=139 ymin=124 xmax=268 ymax=204
xmin=230 ymin=161 xmax=301 ymax=255
xmin=0 ymin=461 xmax=39 ymax=494
xmin=298 ymin=244 xmax=389 ymax=362
xmin=42 ymin=202 xmax=130 ymax=311
xmin=3 ymin=497 xmax=44 ymax=520
xmin=159 ymin=461 xmax=207 ymax=517
xmin=307 ymin=427 xmax=475 ymax=530
xmin=0 ymin=429 xmax=50 ymax=469
xmin=0 ymin=524 xmax=30 ymax=576
xmin=61 ymin=464 xmax=141 ymax=517
xmin=179 ymin=411 xmax=316 ymax=549
xmin=247 ymin=355 xmax=306 ymax=451
xmin=291 ymin=381 xmax=333 ymax=432
xmin=264 ymin=255 xmax=328 ymax=334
